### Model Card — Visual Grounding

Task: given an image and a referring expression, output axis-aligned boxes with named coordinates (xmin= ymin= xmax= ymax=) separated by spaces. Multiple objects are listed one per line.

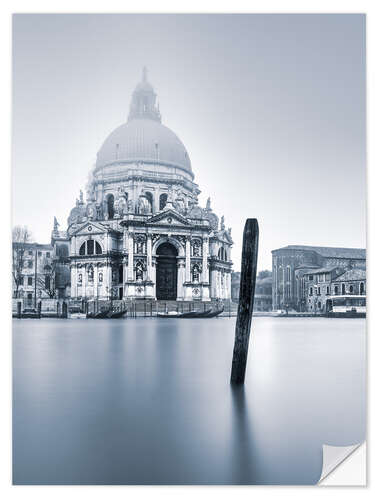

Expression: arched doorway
xmin=156 ymin=242 xmax=178 ymax=300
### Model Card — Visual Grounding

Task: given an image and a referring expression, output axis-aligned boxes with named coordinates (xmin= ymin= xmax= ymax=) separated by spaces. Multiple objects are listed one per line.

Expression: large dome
xmin=96 ymin=118 xmax=192 ymax=173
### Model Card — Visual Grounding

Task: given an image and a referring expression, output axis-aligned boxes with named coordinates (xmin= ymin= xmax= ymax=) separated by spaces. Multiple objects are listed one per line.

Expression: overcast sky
xmin=12 ymin=14 xmax=366 ymax=270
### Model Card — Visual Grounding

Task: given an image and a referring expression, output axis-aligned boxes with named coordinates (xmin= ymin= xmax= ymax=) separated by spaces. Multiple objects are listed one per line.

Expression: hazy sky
xmin=12 ymin=14 xmax=366 ymax=270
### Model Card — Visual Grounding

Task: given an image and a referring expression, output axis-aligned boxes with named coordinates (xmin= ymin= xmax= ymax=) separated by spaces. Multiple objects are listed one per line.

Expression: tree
xmin=12 ymin=226 xmax=32 ymax=298
xmin=36 ymin=259 xmax=57 ymax=299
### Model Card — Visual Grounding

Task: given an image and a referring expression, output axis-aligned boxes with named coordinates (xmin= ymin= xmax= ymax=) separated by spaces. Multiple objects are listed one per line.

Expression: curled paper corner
xmin=318 ymin=442 xmax=366 ymax=486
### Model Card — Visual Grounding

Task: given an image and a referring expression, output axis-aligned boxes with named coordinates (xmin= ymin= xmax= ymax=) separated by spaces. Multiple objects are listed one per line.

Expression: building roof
xmin=272 ymin=245 xmax=366 ymax=259
xmin=302 ymin=266 xmax=339 ymax=275
xmin=332 ymin=268 xmax=366 ymax=282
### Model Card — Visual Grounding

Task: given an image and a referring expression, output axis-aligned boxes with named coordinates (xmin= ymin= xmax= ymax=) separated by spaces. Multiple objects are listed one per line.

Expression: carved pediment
xmin=70 ymin=221 xmax=109 ymax=237
xmin=147 ymin=209 xmax=191 ymax=227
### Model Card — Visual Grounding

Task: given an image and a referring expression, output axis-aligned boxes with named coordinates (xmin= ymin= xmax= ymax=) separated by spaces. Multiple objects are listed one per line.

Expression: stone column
xmin=155 ymin=186 xmax=160 ymax=212
xmin=123 ymin=229 xmax=128 ymax=252
xmin=106 ymin=263 xmax=112 ymax=298
xmin=146 ymin=234 xmax=152 ymax=280
xmin=202 ymin=237 xmax=209 ymax=283
xmin=185 ymin=238 xmax=191 ymax=282
xmin=128 ymin=232 xmax=134 ymax=280
xmin=93 ymin=263 xmax=98 ymax=298
xmin=122 ymin=258 xmax=127 ymax=284
xmin=71 ymin=264 xmax=77 ymax=298
xmin=177 ymin=258 xmax=185 ymax=301
xmin=82 ymin=264 xmax=86 ymax=298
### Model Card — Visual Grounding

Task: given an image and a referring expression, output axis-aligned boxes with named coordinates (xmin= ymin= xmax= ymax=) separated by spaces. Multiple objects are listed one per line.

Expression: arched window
xmin=78 ymin=273 xmax=82 ymax=283
xmin=360 ymin=282 xmax=364 ymax=295
xmin=78 ymin=240 xmax=102 ymax=256
xmin=45 ymin=275 xmax=51 ymax=290
xmin=159 ymin=193 xmax=168 ymax=211
xmin=107 ymin=194 xmax=115 ymax=219
xmin=334 ymin=285 xmax=339 ymax=295
xmin=349 ymin=285 xmax=354 ymax=294
xmin=98 ymin=272 xmax=103 ymax=283
xmin=342 ymin=283 xmax=346 ymax=295
xmin=145 ymin=192 xmax=153 ymax=213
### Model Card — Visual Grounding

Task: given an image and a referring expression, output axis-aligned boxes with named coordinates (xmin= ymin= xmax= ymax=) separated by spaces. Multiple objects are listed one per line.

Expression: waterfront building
xmin=330 ymin=268 xmax=366 ymax=297
xmin=272 ymin=245 xmax=366 ymax=311
xmin=304 ymin=267 xmax=348 ymax=313
xmin=305 ymin=267 xmax=366 ymax=313
xmin=51 ymin=69 xmax=233 ymax=302
xmin=12 ymin=242 xmax=54 ymax=306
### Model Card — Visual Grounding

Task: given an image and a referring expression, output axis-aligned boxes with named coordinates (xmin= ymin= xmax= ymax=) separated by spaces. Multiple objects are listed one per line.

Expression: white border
xmin=1 ymin=2 xmax=373 ymax=498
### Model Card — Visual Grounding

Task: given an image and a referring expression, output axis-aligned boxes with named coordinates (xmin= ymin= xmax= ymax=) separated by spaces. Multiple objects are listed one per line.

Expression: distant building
xmin=231 ymin=272 xmax=240 ymax=302
xmin=272 ymin=245 xmax=366 ymax=311
xmin=12 ymin=242 xmax=54 ymax=306
xmin=331 ymin=268 xmax=366 ymax=296
xmin=231 ymin=270 xmax=272 ymax=311
xmin=254 ymin=275 xmax=272 ymax=311
xmin=304 ymin=267 xmax=347 ymax=313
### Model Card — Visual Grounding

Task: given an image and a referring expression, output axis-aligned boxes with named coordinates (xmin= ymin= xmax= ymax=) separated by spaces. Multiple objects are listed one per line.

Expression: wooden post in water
xmin=230 ymin=219 xmax=259 ymax=385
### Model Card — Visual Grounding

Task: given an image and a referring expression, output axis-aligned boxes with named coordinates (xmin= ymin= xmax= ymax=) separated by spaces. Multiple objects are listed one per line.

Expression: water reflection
xmin=13 ymin=317 xmax=365 ymax=484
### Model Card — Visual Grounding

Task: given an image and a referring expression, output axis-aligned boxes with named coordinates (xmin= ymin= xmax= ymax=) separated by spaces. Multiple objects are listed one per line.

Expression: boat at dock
xmin=87 ymin=309 xmax=110 ymax=319
xmin=107 ymin=309 xmax=128 ymax=319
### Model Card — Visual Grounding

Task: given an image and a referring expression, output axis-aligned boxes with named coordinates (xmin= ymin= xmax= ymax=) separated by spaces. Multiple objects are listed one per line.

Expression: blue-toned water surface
xmin=13 ymin=317 xmax=365 ymax=484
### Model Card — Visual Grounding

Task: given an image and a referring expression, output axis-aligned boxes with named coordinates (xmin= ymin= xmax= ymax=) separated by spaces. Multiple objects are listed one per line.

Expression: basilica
xmin=51 ymin=69 xmax=233 ymax=302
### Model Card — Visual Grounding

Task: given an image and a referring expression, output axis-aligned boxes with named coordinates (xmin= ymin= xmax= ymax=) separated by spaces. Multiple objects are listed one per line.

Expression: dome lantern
xmin=127 ymin=67 xmax=161 ymax=123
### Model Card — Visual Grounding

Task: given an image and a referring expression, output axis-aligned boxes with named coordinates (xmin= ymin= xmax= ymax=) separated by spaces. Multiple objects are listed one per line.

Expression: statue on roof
xmin=220 ymin=216 xmax=225 ymax=231
xmin=53 ymin=216 xmax=59 ymax=231
xmin=79 ymin=190 xmax=84 ymax=204
xmin=206 ymin=197 xmax=211 ymax=211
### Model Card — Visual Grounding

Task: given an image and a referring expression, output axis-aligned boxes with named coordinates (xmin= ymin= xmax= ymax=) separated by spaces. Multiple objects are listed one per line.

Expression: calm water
xmin=13 ymin=317 xmax=366 ymax=485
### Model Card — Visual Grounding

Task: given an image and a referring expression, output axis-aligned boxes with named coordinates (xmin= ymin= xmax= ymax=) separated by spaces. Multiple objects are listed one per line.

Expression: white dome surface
xmin=96 ymin=118 xmax=192 ymax=173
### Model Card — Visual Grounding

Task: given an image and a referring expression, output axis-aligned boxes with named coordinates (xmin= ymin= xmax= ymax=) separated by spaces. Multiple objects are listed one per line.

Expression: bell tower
xmin=127 ymin=67 xmax=161 ymax=122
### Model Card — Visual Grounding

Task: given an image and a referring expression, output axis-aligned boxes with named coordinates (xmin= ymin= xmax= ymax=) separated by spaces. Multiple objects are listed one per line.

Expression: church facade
xmin=52 ymin=69 xmax=233 ymax=302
